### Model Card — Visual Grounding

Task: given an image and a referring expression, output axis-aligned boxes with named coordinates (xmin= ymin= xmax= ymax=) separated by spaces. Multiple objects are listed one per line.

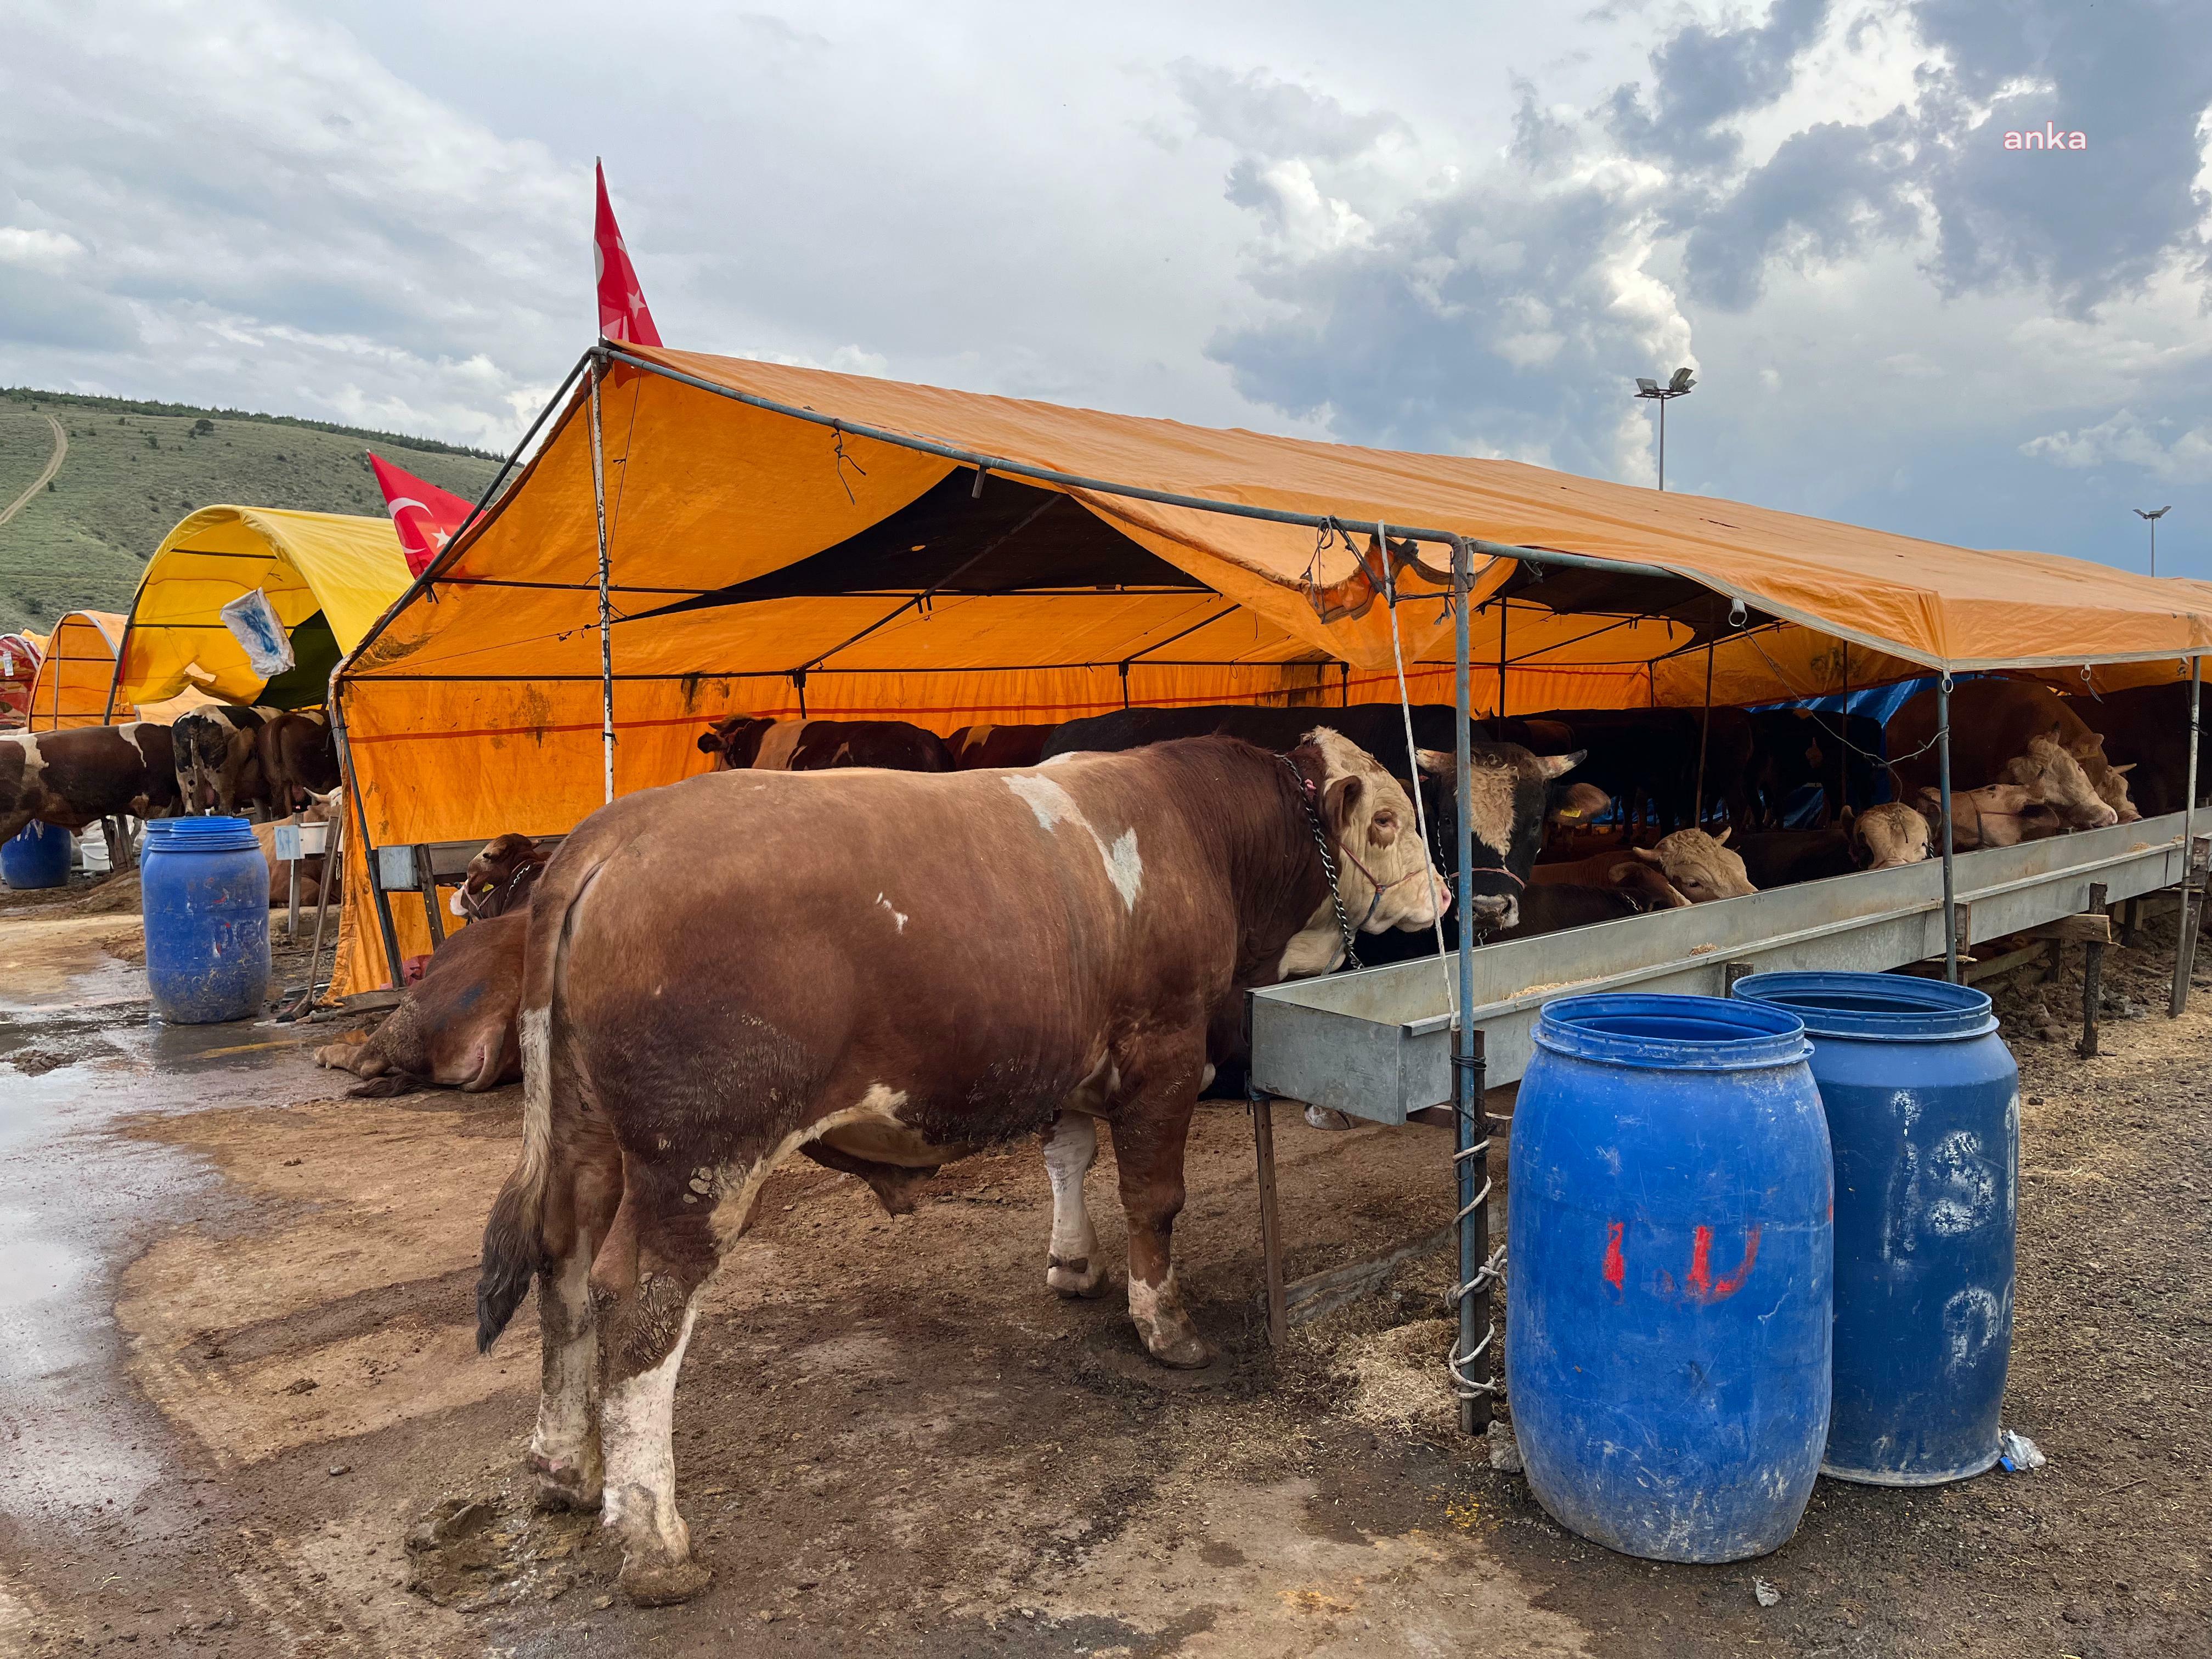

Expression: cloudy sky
xmin=3 ymin=0 xmax=2208 ymax=576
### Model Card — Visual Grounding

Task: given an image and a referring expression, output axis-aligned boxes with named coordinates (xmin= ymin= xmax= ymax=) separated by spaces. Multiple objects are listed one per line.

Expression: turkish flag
xmin=594 ymin=160 xmax=663 ymax=347
xmin=368 ymin=452 xmax=475 ymax=578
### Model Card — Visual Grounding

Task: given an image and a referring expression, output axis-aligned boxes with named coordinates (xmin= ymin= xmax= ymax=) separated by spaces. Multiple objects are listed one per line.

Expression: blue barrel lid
xmin=1731 ymin=970 xmax=1997 ymax=1042
xmin=144 ymin=816 xmax=262 ymax=854
xmin=1534 ymin=991 xmax=1811 ymax=1071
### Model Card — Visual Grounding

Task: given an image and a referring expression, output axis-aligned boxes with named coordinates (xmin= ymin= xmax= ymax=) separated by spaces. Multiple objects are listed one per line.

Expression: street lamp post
xmin=2135 ymin=505 xmax=2173 ymax=577
xmin=1634 ymin=368 xmax=1697 ymax=490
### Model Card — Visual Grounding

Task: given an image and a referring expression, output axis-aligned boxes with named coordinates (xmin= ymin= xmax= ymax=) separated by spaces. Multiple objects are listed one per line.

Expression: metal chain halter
xmin=1283 ymin=753 xmax=1361 ymax=970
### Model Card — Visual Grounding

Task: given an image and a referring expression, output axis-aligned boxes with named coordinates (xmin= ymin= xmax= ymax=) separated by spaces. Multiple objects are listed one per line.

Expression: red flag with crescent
xmin=368 ymin=452 xmax=474 ymax=578
xmin=594 ymin=160 xmax=662 ymax=347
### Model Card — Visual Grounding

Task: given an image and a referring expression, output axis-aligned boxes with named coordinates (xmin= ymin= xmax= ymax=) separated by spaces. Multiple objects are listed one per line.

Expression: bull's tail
xmin=475 ymin=839 xmax=608 ymax=1353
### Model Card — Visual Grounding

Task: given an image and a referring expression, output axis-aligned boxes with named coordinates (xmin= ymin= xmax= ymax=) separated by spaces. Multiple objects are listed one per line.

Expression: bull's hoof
xmin=1143 ymin=1330 xmax=1217 ymax=1370
xmin=619 ymin=1555 xmax=712 ymax=1607
xmin=529 ymin=1453 xmax=602 ymax=1514
xmin=1046 ymin=1256 xmax=1107 ymax=1299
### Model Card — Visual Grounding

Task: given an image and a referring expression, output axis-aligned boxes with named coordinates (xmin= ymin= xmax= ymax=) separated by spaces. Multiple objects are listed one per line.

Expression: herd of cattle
xmin=3 ymin=676 xmax=2200 ymax=1605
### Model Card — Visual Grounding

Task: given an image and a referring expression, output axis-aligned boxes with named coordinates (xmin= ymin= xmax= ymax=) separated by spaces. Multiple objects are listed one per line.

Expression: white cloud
xmin=0 ymin=227 xmax=87 ymax=274
xmin=2022 ymin=409 xmax=2212 ymax=483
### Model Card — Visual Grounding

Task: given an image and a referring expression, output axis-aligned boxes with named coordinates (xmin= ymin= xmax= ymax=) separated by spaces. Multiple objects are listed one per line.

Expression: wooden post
xmin=1250 ymin=1094 xmax=1287 ymax=1349
xmin=2078 ymin=882 xmax=2108 ymax=1059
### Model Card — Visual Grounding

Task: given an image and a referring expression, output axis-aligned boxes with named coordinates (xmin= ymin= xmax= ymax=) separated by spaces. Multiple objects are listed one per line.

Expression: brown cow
xmin=473 ymin=730 xmax=1443 ymax=1604
xmin=1 ymin=723 xmax=179 ymax=848
xmin=1912 ymin=785 xmax=2057 ymax=850
xmin=696 ymin=715 xmax=953 ymax=772
xmin=173 ymin=704 xmax=276 ymax=817
xmin=315 ymin=914 xmax=526 ymax=1096
xmin=449 ymin=832 xmax=551 ymax=921
xmin=255 ymin=711 xmax=339 ymax=814
xmin=1888 ymin=680 xmax=2136 ymax=822
xmin=1536 ymin=825 xmax=1755 ymax=902
xmin=2066 ymin=684 xmax=2212 ymax=817
xmin=946 ymin=723 xmax=1054 ymax=769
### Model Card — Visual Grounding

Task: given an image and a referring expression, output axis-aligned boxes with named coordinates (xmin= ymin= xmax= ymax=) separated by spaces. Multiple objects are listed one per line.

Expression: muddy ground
xmin=0 ymin=881 xmax=2205 ymax=1657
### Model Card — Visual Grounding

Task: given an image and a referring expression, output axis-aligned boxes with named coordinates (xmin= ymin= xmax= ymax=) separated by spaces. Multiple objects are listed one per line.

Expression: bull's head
xmin=2005 ymin=731 xmax=2119 ymax=830
xmin=450 ymin=832 xmax=548 ymax=921
xmin=1412 ymin=743 xmax=1590 ymax=932
xmin=1632 ymin=826 xmax=1757 ymax=901
xmin=1280 ymin=729 xmax=1448 ymax=974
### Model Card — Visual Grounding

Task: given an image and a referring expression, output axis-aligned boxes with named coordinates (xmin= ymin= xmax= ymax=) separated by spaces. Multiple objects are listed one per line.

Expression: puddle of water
xmin=0 ymin=989 xmax=323 ymax=1517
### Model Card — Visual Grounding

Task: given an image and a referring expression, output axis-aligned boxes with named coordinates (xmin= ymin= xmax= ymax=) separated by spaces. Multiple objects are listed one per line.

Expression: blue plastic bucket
xmin=140 ymin=817 xmax=270 ymax=1023
xmin=1508 ymin=992 xmax=1833 ymax=1562
xmin=1 ymin=820 xmax=73 ymax=889
xmin=1733 ymin=971 xmax=2017 ymax=1485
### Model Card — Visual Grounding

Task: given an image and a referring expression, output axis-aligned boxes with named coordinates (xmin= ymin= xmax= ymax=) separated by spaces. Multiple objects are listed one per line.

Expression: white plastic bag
xmin=219 ymin=589 xmax=295 ymax=680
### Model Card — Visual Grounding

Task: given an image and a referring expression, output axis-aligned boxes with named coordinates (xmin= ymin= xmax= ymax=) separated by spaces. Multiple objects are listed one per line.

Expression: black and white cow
xmin=173 ymin=704 xmax=278 ymax=817
xmin=0 ymin=723 xmax=180 ymax=865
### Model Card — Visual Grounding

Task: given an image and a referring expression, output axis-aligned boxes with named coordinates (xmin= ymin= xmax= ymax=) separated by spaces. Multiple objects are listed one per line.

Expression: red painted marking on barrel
xmin=1711 ymin=1227 xmax=1761 ymax=1299
xmin=1602 ymin=1221 xmax=1625 ymax=1291
xmin=1686 ymin=1226 xmax=1714 ymax=1295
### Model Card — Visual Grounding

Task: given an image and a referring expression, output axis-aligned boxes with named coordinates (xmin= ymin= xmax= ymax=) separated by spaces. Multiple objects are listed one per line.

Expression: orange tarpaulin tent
xmin=26 ymin=610 xmax=125 ymax=731
xmin=328 ymin=346 xmax=2212 ymax=994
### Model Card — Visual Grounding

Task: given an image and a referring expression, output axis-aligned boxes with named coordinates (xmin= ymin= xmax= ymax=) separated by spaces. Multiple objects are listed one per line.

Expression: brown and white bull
xmin=696 ymin=715 xmax=953 ymax=772
xmin=474 ymin=730 xmax=1443 ymax=1604
xmin=1536 ymin=825 xmax=1756 ymax=903
xmin=1889 ymin=680 xmax=2137 ymax=823
xmin=449 ymin=832 xmax=552 ymax=922
xmin=256 ymin=710 xmax=339 ymax=815
xmin=173 ymin=704 xmax=277 ymax=816
xmin=0 ymin=723 xmax=179 ymax=857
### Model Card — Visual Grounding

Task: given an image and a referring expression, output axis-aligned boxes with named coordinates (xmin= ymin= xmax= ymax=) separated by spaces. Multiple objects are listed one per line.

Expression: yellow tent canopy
xmin=25 ymin=610 xmax=125 ymax=731
xmin=329 ymin=346 xmax=2212 ymax=994
xmin=114 ymin=506 xmax=413 ymax=713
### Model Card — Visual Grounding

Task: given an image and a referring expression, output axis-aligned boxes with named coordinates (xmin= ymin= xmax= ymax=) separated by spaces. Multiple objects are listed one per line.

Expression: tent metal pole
xmin=329 ymin=690 xmax=403 ymax=990
xmin=2172 ymin=656 xmax=2202 ymax=1018
xmin=1694 ymin=643 xmax=1714 ymax=825
xmin=1938 ymin=673 xmax=1959 ymax=983
xmin=1449 ymin=536 xmax=1492 ymax=1436
xmin=1838 ymin=641 xmax=1851 ymax=821
xmin=597 ymin=347 xmax=1677 ymax=586
xmin=588 ymin=355 xmax=616 ymax=805
xmin=1497 ymin=600 xmax=1508 ymax=721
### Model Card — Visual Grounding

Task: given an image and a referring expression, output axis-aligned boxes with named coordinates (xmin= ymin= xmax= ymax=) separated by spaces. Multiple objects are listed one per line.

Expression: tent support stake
xmin=1938 ymin=674 xmax=1959 ymax=983
xmin=2173 ymin=656 xmax=2203 ymax=1017
xmin=589 ymin=354 xmax=616 ymax=805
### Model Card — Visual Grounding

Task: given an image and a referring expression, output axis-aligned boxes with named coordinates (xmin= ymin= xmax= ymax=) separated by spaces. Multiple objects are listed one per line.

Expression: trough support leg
xmin=286 ymin=838 xmax=301 ymax=940
xmin=1451 ymin=1033 xmax=1496 ymax=1436
xmin=1249 ymin=1093 xmax=1287 ymax=1350
xmin=2078 ymin=882 xmax=2108 ymax=1060
xmin=2175 ymin=835 xmax=2210 ymax=1019
xmin=2120 ymin=896 xmax=2140 ymax=950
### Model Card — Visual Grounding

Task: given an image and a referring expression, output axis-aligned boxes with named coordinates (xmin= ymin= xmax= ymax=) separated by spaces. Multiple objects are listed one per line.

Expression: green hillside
xmin=0 ymin=387 xmax=505 ymax=634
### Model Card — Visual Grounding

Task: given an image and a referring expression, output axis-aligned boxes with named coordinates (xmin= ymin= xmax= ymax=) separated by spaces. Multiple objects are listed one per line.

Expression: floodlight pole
xmin=588 ymin=351 xmax=616 ymax=805
xmin=1633 ymin=376 xmax=1694 ymax=491
xmin=2135 ymin=506 xmax=2171 ymax=578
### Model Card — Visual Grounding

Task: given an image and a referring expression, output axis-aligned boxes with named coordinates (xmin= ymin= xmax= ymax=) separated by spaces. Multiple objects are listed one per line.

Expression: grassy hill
xmin=0 ymin=388 xmax=505 ymax=634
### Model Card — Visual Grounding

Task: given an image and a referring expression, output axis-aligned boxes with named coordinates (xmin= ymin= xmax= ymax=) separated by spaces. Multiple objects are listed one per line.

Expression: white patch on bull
xmin=1941 ymin=1285 xmax=2004 ymax=1373
xmin=1003 ymin=774 xmax=1144 ymax=911
xmin=753 ymin=719 xmax=809 ymax=771
xmin=448 ymin=887 xmax=469 ymax=917
xmin=600 ymin=1301 xmax=698 ymax=1566
xmin=531 ymin=1240 xmax=603 ymax=1503
xmin=1038 ymin=751 xmax=1077 ymax=769
xmin=874 ymin=893 xmax=909 ymax=932
xmin=1198 ymin=1064 xmax=1215 ymax=1092
xmin=516 ymin=1006 xmax=555 ymax=1199
xmin=1042 ymin=1114 xmax=1103 ymax=1297
xmin=1274 ymin=906 xmax=1347 ymax=980
xmin=706 ymin=1085 xmax=916 ymax=1247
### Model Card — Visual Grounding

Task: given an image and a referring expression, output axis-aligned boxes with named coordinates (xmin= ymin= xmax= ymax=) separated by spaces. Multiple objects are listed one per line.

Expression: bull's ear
xmin=1533 ymin=748 xmax=1587 ymax=780
xmin=1713 ymin=825 xmax=1732 ymax=845
xmin=696 ymin=731 xmax=720 ymax=754
xmin=1323 ymin=773 xmax=1364 ymax=830
xmin=1838 ymin=805 xmax=1855 ymax=827
xmin=1414 ymin=747 xmax=1454 ymax=777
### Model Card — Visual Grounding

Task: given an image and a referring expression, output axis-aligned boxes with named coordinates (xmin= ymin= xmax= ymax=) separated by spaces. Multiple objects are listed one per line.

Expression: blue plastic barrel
xmin=1508 ymin=992 xmax=1833 ymax=1562
xmin=140 ymin=817 xmax=270 ymax=1023
xmin=1 ymin=821 xmax=73 ymax=889
xmin=1733 ymin=972 xmax=2017 ymax=1485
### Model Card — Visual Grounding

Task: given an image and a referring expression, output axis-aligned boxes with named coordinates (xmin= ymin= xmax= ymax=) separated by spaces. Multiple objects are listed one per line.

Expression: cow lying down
xmin=314 ymin=834 xmax=550 ymax=1097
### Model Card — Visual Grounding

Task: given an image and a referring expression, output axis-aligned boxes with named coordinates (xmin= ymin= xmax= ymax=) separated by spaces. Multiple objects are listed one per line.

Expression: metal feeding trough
xmin=1251 ymin=811 xmax=2195 ymax=1121
xmin=1244 ymin=808 xmax=2204 ymax=1435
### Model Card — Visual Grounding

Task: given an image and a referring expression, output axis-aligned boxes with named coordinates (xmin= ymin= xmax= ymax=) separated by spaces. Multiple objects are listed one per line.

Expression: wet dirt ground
xmin=1 ymin=878 xmax=2205 ymax=1657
